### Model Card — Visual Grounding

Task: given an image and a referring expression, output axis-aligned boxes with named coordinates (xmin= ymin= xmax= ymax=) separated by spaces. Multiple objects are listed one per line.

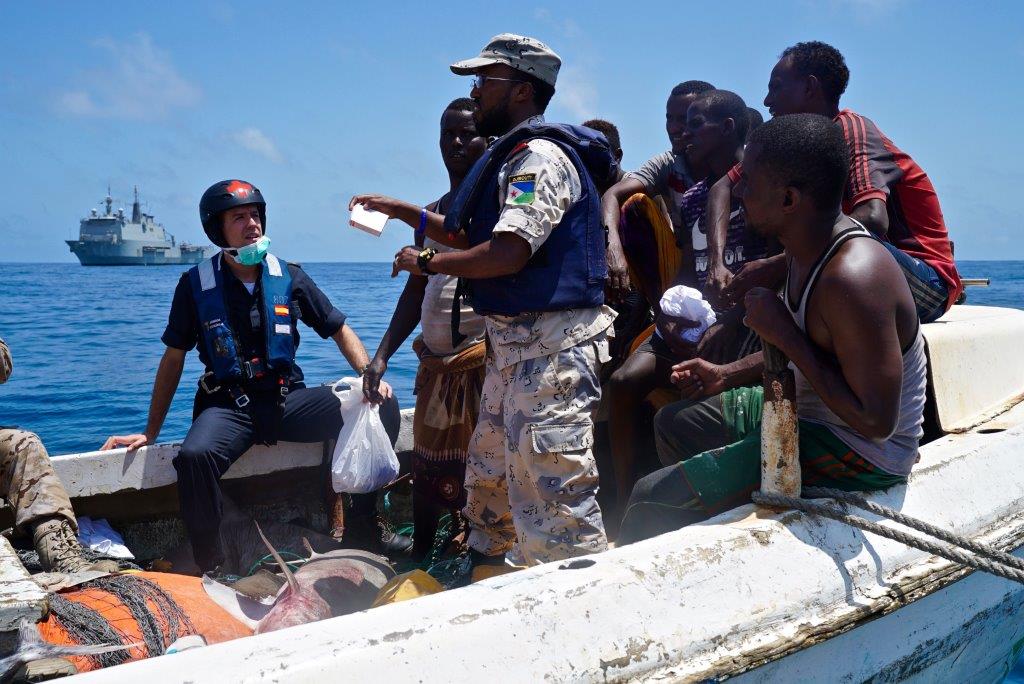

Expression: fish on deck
xmin=254 ymin=524 xmax=395 ymax=634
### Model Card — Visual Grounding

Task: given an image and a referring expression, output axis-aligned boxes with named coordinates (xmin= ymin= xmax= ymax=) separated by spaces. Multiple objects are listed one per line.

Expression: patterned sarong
xmin=412 ymin=338 xmax=486 ymax=509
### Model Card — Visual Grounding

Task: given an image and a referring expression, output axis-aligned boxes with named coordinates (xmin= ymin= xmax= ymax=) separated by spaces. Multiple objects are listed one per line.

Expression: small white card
xmin=349 ymin=204 xmax=388 ymax=237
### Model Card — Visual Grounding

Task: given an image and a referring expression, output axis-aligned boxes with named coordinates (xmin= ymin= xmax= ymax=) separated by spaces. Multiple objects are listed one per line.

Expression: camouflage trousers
xmin=463 ymin=334 xmax=609 ymax=566
xmin=0 ymin=429 xmax=76 ymax=534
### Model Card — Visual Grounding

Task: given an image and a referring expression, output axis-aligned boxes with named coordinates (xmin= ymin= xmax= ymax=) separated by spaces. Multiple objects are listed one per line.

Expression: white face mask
xmin=225 ymin=236 xmax=270 ymax=265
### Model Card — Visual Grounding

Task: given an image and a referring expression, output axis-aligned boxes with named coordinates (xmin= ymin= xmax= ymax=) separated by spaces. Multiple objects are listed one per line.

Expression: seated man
xmin=619 ymin=114 xmax=926 ymax=544
xmin=102 ymin=180 xmax=400 ymax=571
xmin=0 ymin=338 xmax=118 ymax=573
xmin=605 ymin=90 xmax=761 ymax=520
xmin=601 ymin=80 xmax=715 ymax=300
xmin=363 ymin=98 xmax=488 ymax=561
xmin=704 ymin=41 xmax=961 ymax=323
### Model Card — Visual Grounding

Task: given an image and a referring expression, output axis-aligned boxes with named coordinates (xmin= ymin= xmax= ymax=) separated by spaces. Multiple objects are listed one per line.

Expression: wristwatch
xmin=417 ymin=247 xmax=438 ymax=275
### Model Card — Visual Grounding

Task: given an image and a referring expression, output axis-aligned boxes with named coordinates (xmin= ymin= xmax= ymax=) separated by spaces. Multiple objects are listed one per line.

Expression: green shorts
xmin=681 ymin=387 xmax=907 ymax=515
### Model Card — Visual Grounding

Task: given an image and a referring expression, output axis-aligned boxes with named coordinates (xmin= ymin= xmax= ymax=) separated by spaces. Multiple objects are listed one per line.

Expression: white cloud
xmin=57 ymin=33 xmax=200 ymax=120
xmin=554 ymin=66 xmax=599 ymax=120
xmin=530 ymin=8 xmax=598 ymax=121
xmin=231 ymin=127 xmax=284 ymax=163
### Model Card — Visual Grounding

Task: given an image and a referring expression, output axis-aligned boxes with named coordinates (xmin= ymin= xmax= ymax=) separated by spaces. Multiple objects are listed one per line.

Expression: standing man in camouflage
xmin=379 ymin=34 xmax=617 ymax=566
xmin=0 ymin=338 xmax=118 ymax=573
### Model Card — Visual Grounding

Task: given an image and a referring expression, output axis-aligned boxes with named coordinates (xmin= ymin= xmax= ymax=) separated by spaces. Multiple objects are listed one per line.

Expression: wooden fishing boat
xmin=2 ymin=304 xmax=1023 ymax=682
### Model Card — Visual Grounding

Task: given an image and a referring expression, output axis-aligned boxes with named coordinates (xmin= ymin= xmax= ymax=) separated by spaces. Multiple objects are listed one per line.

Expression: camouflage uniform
xmin=462 ymin=133 xmax=617 ymax=565
xmin=0 ymin=338 xmax=76 ymax=533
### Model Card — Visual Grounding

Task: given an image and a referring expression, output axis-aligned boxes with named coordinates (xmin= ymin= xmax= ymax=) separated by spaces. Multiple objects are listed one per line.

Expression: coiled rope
xmin=750 ymin=487 xmax=1024 ymax=585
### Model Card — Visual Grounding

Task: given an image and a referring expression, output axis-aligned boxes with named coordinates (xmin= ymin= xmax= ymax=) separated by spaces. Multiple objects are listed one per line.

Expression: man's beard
xmin=476 ymin=103 xmax=513 ymax=138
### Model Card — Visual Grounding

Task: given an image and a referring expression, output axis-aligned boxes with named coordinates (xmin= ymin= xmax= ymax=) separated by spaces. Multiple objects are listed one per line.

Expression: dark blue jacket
xmin=187 ymin=253 xmax=295 ymax=385
xmin=443 ymin=120 xmax=616 ymax=316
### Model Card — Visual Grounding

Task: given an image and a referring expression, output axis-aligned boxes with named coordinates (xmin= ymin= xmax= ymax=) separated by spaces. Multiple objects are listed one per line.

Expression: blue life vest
xmin=187 ymin=252 xmax=295 ymax=385
xmin=443 ymin=120 xmax=616 ymax=316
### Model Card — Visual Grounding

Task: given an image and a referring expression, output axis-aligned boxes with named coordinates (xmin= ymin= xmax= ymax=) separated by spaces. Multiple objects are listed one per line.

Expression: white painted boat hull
xmin=6 ymin=305 xmax=1023 ymax=682
xmin=62 ymin=399 xmax=1024 ymax=683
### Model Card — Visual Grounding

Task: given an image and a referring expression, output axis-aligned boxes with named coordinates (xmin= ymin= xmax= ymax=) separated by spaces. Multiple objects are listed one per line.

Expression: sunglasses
xmin=471 ymin=75 xmax=526 ymax=90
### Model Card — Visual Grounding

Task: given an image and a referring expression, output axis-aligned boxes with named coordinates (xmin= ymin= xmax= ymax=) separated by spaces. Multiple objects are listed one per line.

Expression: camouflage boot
xmin=32 ymin=518 xmax=119 ymax=574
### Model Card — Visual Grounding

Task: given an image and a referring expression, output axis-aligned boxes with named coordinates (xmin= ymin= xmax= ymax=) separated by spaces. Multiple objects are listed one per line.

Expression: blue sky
xmin=1 ymin=1 xmax=1021 ymax=262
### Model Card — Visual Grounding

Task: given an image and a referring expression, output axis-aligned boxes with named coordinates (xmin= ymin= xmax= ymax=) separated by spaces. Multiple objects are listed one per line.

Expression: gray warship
xmin=66 ymin=187 xmax=217 ymax=266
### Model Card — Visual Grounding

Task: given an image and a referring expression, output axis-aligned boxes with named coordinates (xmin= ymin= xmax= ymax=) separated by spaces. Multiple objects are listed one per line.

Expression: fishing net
xmin=381 ymin=490 xmax=472 ymax=589
xmin=90 ymin=575 xmax=196 ymax=656
xmin=46 ymin=574 xmax=196 ymax=666
xmin=47 ymin=593 xmax=133 ymax=669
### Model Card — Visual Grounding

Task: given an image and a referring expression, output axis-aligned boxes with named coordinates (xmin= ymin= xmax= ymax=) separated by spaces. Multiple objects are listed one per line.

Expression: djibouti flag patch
xmin=508 ymin=173 xmax=536 ymax=205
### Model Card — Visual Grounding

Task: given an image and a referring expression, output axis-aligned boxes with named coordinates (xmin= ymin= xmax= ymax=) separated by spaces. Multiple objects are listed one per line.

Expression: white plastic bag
xmin=330 ymin=377 xmax=399 ymax=493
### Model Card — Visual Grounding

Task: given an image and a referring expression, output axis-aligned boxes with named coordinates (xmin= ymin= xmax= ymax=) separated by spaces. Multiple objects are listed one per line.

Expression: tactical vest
xmin=443 ymin=121 xmax=615 ymax=316
xmin=187 ymin=252 xmax=295 ymax=386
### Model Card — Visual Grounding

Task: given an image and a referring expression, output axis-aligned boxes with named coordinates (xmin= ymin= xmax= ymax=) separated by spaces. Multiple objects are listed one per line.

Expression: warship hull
xmin=66 ymin=240 xmax=214 ymax=266
xmin=68 ymin=187 xmax=216 ymax=266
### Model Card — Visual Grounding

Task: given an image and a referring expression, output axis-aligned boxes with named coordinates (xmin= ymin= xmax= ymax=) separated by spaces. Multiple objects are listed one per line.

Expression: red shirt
xmin=727 ymin=110 xmax=962 ymax=308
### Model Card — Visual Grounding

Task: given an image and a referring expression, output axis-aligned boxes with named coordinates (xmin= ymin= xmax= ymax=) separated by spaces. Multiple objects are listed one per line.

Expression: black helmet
xmin=199 ymin=179 xmax=267 ymax=247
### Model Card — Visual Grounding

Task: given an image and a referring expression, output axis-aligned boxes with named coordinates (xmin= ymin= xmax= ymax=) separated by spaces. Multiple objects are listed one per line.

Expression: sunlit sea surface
xmin=1 ymin=260 xmax=1020 ymax=453
xmin=0 ymin=262 xmax=419 ymax=454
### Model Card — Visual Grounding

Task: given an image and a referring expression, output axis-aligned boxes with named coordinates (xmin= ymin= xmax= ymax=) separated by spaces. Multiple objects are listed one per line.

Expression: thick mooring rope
xmin=751 ymin=488 xmax=1024 ymax=585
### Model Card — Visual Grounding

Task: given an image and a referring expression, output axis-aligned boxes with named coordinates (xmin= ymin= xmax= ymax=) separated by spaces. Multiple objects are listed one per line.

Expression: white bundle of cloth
xmin=76 ymin=516 xmax=134 ymax=559
xmin=657 ymin=285 xmax=717 ymax=344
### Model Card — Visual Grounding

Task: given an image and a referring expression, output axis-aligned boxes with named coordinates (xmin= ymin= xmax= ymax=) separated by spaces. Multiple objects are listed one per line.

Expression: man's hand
xmin=366 ymin=379 xmax=393 ymax=406
xmin=743 ymin=287 xmax=800 ymax=350
xmin=721 ymin=257 xmax=785 ymax=308
xmin=605 ymin=241 xmax=632 ymax=301
xmin=348 ymin=194 xmax=405 ymax=218
xmin=100 ymin=433 xmax=151 ymax=451
xmin=670 ymin=358 xmax=728 ymax=400
xmin=392 ymin=246 xmax=424 ymax=278
xmin=362 ymin=357 xmax=390 ymax=404
xmin=704 ymin=264 xmax=734 ymax=309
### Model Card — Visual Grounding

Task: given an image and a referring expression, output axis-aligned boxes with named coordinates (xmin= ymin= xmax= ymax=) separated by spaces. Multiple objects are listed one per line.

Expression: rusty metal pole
xmin=759 ymin=341 xmax=801 ymax=502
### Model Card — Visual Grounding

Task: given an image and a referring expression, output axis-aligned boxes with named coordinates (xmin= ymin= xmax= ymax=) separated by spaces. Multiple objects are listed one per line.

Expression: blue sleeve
xmin=160 ymin=273 xmax=198 ymax=351
xmin=288 ymin=265 xmax=346 ymax=339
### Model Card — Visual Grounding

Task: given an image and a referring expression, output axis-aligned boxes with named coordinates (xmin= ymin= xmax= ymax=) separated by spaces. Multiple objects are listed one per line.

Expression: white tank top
xmin=419 ymin=235 xmax=486 ymax=356
xmin=782 ymin=218 xmax=927 ymax=476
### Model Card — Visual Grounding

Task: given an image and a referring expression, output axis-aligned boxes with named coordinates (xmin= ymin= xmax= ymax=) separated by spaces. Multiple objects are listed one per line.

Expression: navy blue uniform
xmin=163 ymin=261 xmax=399 ymax=570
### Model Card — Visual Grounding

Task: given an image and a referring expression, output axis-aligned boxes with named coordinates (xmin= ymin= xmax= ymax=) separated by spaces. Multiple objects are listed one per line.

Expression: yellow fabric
xmin=371 ymin=570 xmax=445 ymax=607
xmin=470 ymin=564 xmax=523 ymax=583
xmin=628 ymin=324 xmax=657 ymax=356
xmin=622 ymin=193 xmax=682 ymax=295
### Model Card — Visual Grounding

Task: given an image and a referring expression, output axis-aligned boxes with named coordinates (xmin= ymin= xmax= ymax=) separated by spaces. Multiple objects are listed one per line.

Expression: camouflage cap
xmin=450 ymin=33 xmax=560 ymax=88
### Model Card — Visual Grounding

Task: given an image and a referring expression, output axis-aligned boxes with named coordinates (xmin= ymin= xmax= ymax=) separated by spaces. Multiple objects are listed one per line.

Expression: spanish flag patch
xmin=274 ymin=305 xmax=290 ymax=317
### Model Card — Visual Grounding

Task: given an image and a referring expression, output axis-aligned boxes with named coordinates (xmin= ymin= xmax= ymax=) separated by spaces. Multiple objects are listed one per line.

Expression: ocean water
xmin=0 ymin=262 xmax=418 ymax=454
xmin=1 ymin=260 xmax=1021 ymax=454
